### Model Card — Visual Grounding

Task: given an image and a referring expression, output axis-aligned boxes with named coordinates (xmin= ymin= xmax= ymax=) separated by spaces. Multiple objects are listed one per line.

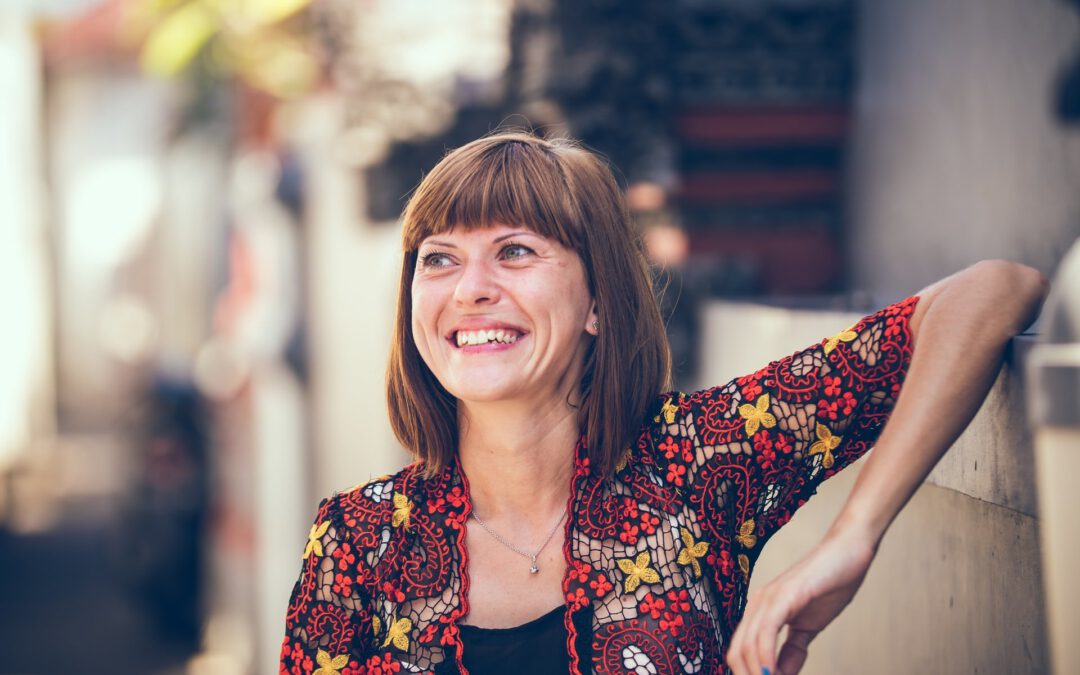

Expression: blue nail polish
xmin=762 ymin=669 xmax=771 ymax=675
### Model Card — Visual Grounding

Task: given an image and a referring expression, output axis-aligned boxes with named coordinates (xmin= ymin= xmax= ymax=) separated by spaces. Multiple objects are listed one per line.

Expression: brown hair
xmin=386 ymin=130 xmax=671 ymax=478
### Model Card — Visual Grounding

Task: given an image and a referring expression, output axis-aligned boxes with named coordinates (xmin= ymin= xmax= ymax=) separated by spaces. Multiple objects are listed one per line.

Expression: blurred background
xmin=1 ymin=0 xmax=1078 ymax=673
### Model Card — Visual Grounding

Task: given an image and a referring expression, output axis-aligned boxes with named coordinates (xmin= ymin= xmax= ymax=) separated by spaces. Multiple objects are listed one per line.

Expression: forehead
xmin=418 ymin=224 xmax=547 ymax=247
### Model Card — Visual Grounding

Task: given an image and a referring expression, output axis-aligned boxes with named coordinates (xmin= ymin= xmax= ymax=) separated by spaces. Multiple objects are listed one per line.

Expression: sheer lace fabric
xmin=281 ymin=295 xmax=919 ymax=674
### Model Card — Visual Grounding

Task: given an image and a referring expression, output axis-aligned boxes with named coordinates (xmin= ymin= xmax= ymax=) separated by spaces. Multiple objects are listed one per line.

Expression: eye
xmin=500 ymin=242 xmax=534 ymax=260
xmin=419 ymin=250 xmax=453 ymax=268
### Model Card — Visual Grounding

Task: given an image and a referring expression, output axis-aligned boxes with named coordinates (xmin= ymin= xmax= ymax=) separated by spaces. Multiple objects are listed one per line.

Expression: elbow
xmin=968 ymin=259 xmax=1049 ymax=333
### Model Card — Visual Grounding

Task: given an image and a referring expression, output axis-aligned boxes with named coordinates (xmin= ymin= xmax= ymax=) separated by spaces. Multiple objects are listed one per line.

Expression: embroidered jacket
xmin=281 ymin=295 xmax=919 ymax=675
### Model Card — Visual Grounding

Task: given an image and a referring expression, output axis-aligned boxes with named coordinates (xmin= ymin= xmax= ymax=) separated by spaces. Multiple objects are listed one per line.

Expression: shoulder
xmin=320 ymin=462 xmax=429 ymax=528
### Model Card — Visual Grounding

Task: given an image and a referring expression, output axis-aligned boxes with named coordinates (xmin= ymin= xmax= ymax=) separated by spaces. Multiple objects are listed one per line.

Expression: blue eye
xmin=501 ymin=242 xmax=533 ymax=260
xmin=419 ymin=251 xmax=452 ymax=268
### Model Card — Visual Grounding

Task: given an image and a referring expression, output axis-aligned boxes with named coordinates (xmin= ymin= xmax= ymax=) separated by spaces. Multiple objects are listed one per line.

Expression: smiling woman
xmin=279 ymin=131 xmax=1047 ymax=675
xmin=389 ymin=133 xmax=670 ymax=480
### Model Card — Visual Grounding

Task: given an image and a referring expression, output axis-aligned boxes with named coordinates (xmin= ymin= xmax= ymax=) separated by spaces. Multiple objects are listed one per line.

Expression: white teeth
xmin=455 ymin=329 xmax=520 ymax=346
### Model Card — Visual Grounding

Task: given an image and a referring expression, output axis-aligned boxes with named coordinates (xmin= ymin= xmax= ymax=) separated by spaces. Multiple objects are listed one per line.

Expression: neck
xmin=457 ymin=396 xmax=580 ymax=527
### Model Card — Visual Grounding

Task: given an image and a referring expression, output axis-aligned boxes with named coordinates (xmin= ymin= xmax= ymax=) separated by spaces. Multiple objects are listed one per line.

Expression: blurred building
xmin=0 ymin=0 xmax=1077 ymax=673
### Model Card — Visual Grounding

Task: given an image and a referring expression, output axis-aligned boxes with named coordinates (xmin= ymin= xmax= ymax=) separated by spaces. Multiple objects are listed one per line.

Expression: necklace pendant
xmin=529 ymin=563 xmax=540 ymax=574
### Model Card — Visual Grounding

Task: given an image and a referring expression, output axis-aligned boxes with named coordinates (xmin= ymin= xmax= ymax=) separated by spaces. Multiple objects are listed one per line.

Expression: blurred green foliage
xmin=126 ymin=0 xmax=320 ymax=98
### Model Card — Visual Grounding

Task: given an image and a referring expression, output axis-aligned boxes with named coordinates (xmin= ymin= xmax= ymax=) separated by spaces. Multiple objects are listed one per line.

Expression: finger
xmin=752 ymin=599 xmax=793 ymax=674
xmin=736 ymin=595 xmax=772 ymax=675
xmin=776 ymin=629 xmax=816 ymax=675
xmin=728 ymin=604 xmax=754 ymax=675
xmin=727 ymin=621 xmax=747 ymax=674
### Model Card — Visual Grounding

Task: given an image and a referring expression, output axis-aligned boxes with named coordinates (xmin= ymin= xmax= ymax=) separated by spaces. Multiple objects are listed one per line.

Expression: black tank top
xmin=456 ymin=605 xmax=592 ymax=674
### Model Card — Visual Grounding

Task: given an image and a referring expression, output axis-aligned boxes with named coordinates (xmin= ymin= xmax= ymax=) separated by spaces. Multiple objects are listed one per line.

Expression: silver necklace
xmin=470 ymin=508 xmax=567 ymax=574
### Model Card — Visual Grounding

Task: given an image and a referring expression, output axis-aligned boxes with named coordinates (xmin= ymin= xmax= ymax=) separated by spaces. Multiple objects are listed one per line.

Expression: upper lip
xmin=445 ymin=321 xmax=528 ymax=340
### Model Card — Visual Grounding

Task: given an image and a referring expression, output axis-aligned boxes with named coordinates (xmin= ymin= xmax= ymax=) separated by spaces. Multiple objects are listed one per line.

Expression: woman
xmin=280 ymin=132 xmax=1047 ymax=675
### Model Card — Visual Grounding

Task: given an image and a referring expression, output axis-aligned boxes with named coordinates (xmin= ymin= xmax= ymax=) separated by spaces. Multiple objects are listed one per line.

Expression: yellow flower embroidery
xmin=824 ymin=326 xmax=858 ymax=355
xmin=391 ymin=493 xmax=413 ymax=529
xmin=313 ymin=649 xmax=349 ymax=675
xmin=616 ymin=551 xmax=661 ymax=593
xmin=808 ymin=422 xmax=842 ymax=469
xmin=372 ymin=614 xmax=381 ymax=637
xmin=737 ymin=553 xmax=750 ymax=581
xmin=655 ymin=394 xmax=681 ymax=424
xmin=382 ymin=615 xmax=413 ymax=651
xmin=676 ymin=528 xmax=709 ymax=578
xmin=737 ymin=394 xmax=777 ymax=437
xmin=614 ymin=448 xmax=631 ymax=473
xmin=303 ymin=520 xmax=330 ymax=560
xmin=735 ymin=518 xmax=757 ymax=550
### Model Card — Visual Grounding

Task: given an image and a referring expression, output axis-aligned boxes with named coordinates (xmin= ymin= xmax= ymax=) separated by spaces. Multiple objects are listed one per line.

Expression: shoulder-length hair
xmin=386 ymin=130 xmax=671 ymax=478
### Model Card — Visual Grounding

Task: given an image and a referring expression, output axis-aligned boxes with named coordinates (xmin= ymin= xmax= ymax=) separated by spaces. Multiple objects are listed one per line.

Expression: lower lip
xmin=449 ymin=335 xmax=525 ymax=353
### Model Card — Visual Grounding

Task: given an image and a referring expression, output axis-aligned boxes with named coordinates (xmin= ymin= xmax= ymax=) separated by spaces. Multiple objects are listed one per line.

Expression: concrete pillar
xmin=1028 ymin=238 xmax=1080 ymax=675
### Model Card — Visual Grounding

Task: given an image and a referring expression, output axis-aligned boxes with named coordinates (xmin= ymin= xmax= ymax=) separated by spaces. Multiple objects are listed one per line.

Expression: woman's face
xmin=411 ymin=223 xmax=598 ymax=407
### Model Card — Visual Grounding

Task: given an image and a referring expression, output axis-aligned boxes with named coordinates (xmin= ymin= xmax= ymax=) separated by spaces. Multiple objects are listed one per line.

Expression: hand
xmin=725 ymin=526 xmax=878 ymax=675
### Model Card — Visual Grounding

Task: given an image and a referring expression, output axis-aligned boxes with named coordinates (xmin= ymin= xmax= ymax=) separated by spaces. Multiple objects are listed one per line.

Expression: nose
xmin=453 ymin=259 xmax=501 ymax=306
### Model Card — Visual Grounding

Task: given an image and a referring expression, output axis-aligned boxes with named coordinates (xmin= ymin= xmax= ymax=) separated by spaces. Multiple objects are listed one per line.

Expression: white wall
xmin=297 ymin=94 xmax=410 ymax=504
xmin=0 ymin=12 xmax=53 ymax=465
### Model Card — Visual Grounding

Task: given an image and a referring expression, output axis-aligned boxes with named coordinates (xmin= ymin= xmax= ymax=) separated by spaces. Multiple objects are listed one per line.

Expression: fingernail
xmin=762 ymin=669 xmax=771 ymax=675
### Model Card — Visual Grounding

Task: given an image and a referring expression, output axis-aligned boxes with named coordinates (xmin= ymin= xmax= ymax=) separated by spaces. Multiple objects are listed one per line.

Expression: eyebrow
xmin=420 ymin=230 xmax=536 ymax=248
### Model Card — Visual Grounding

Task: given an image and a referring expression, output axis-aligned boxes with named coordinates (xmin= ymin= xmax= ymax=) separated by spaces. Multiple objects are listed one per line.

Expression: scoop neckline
xmin=457 ymin=605 xmax=565 ymax=634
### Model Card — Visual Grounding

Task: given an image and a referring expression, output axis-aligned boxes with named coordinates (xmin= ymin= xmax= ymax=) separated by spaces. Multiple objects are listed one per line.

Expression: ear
xmin=585 ymin=301 xmax=600 ymax=336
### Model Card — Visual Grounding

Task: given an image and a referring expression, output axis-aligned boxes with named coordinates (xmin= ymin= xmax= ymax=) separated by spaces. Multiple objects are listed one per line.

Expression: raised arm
xmin=725 ymin=259 xmax=1049 ymax=675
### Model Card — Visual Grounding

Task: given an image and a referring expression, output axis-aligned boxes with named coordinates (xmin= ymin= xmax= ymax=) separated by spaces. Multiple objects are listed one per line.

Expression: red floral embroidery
xmin=589 ymin=574 xmax=613 ymax=597
xmin=639 ymin=592 xmax=666 ymax=619
xmin=680 ymin=438 xmax=694 ymax=462
xmin=659 ymin=612 xmax=684 ymax=635
xmin=279 ymin=296 xmax=920 ymax=675
xmin=658 ymin=436 xmax=679 ymax=459
xmin=566 ymin=587 xmax=589 ymax=610
xmin=666 ymin=589 xmax=691 ymax=612
xmin=817 ymin=398 xmax=841 ymax=420
xmin=363 ymin=653 xmax=401 ymax=674
xmin=639 ymin=512 xmax=660 ymax=535
xmin=740 ymin=379 xmax=763 ymax=400
xmin=331 ymin=572 xmax=353 ymax=596
xmin=568 ymin=560 xmax=592 ymax=584
xmin=333 ymin=542 xmax=355 ymax=571
xmin=823 ymin=375 xmax=843 ymax=398
xmin=665 ymin=463 xmax=686 ymax=486
xmin=774 ymin=433 xmax=793 ymax=455
xmin=446 ymin=486 xmax=466 ymax=508
xmin=419 ymin=624 xmax=439 ymax=645
xmin=380 ymin=582 xmax=405 ymax=604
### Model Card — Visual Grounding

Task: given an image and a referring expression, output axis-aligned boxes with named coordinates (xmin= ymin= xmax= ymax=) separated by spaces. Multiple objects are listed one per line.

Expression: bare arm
xmin=726 ymin=259 xmax=1049 ymax=675
xmin=833 ymin=259 xmax=1048 ymax=544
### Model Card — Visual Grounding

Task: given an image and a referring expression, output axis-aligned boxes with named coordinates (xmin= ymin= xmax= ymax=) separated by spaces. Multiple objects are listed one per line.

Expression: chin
xmin=446 ymin=381 xmax=520 ymax=404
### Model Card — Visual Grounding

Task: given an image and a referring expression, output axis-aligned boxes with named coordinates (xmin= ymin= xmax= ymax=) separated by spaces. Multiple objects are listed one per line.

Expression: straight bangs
xmin=401 ymin=135 xmax=586 ymax=260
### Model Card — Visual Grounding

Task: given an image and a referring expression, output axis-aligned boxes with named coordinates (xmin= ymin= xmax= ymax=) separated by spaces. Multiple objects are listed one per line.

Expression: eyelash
xmin=418 ymin=242 xmax=534 ymax=268
xmin=500 ymin=241 xmax=533 ymax=259
xmin=419 ymin=250 xmax=450 ymax=268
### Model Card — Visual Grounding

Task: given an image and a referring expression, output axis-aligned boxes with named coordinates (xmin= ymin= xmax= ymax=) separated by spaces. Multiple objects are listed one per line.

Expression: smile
xmin=453 ymin=329 xmax=522 ymax=347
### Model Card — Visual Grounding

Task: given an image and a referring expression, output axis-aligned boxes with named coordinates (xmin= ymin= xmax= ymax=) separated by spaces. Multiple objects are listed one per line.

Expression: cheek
xmin=410 ymin=289 xmax=440 ymax=355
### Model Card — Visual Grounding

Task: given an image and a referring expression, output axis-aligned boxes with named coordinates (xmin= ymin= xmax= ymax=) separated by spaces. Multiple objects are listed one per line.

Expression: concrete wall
xmin=700 ymin=300 xmax=1047 ymax=674
xmin=756 ymin=464 xmax=1046 ymax=674
xmin=848 ymin=0 xmax=1080 ymax=295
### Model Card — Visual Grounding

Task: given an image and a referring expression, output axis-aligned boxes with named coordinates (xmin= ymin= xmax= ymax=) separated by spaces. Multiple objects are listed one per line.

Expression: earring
xmin=592 ymin=319 xmax=599 ymax=331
